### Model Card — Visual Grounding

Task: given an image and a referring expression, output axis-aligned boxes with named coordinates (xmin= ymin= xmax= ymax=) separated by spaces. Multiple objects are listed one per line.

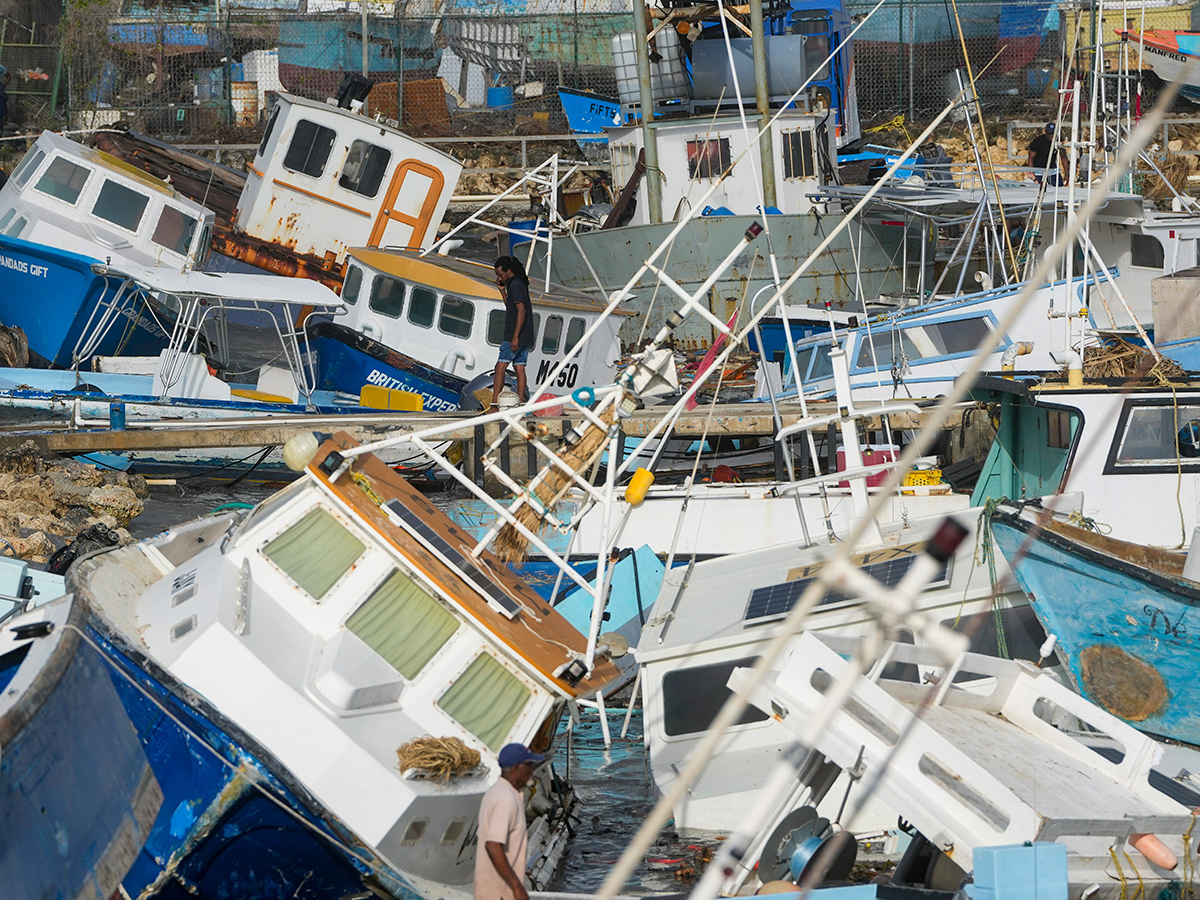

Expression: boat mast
xmin=631 ymin=0 xmax=663 ymax=224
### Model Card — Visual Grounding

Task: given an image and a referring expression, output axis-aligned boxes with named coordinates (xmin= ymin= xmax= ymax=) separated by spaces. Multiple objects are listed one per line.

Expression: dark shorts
xmin=498 ymin=343 xmax=529 ymax=365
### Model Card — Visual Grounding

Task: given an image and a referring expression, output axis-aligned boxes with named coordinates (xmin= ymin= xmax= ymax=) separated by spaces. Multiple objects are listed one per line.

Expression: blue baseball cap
xmin=1045 ymin=122 xmax=1055 ymax=133
xmin=497 ymin=743 xmax=545 ymax=768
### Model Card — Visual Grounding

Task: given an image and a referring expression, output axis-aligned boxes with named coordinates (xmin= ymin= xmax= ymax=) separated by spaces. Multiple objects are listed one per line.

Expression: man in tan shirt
xmin=474 ymin=743 xmax=544 ymax=900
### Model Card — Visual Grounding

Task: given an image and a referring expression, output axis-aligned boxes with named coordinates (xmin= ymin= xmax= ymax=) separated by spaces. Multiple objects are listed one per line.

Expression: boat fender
xmin=1128 ymin=832 xmax=1177 ymax=870
xmin=625 ymin=468 xmax=655 ymax=505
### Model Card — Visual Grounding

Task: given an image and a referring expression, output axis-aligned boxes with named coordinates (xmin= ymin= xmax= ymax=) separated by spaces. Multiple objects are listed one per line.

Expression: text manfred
xmin=0 ymin=255 xmax=50 ymax=277
xmin=364 ymin=368 xmax=457 ymax=412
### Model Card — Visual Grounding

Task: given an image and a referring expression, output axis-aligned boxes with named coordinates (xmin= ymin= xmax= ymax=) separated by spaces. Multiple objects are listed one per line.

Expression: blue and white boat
xmin=1 ymin=593 xmax=162 ymax=898
xmin=0 ymin=131 xmax=215 ymax=368
xmin=70 ymin=431 xmax=622 ymax=898
xmin=990 ymin=501 xmax=1200 ymax=746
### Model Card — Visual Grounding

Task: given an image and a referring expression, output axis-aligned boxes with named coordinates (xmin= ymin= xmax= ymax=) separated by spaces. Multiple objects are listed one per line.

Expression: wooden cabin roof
xmin=311 ymin=433 xmax=620 ymax=697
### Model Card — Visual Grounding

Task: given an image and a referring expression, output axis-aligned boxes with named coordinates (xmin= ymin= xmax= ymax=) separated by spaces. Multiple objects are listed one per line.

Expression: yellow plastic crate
xmin=360 ymin=385 xmax=423 ymax=411
xmin=902 ymin=468 xmax=943 ymax=487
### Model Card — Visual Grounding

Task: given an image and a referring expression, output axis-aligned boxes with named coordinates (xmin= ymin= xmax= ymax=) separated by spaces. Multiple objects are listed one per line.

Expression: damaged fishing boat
xmin=68 ymin=430 xmax=621 ymax=898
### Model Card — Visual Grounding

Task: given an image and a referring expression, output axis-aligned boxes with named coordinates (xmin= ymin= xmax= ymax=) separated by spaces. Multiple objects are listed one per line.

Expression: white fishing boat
xmin=69 ymin=429 xmax=623 ymax=898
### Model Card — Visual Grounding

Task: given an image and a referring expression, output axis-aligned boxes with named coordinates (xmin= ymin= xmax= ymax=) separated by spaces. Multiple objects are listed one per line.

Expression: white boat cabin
xmin=608 ymin=111 xmax=834 ymax=224
xmin=0 ymin=131 xmax=214 ymax=268
xmin=340 ymin=248 xmax=629 ymax=392
xmin=238 ymin=93 xmax=464 ymax=261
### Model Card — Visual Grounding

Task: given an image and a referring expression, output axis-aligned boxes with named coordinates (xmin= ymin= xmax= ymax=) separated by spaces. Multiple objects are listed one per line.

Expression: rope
xmin=864 ymin=114 xmax=913 ymax=147
xmin=352 ymin=470 xmax=385 ymax=507
xmin=1122 ymin=847 xmax=1145 ymax=900
xmin=396 ymin=736 xmax=481 ymax=783
xmin=967 ymin=498 xmax=1009 ymax=658
xmin=1110 ymin=845 xmax=1129 ymax=900
xmin=1182 ymin=814 xmax=1196 ymax=895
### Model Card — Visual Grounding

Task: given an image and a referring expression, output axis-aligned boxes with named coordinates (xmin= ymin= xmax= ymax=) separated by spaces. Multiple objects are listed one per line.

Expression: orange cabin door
xmin=368 ymin=159 xmax=446 ymax=250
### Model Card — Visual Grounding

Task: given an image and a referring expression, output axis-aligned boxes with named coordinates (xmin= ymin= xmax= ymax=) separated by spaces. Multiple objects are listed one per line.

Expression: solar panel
xmin=744 ymin=554 xmax=949 ymax=625
xmin=383 ymin=499 xmax=521 ymax=619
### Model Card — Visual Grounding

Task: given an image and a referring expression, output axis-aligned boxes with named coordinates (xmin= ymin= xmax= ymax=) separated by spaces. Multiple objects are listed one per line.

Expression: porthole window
xmin=339 ymin=140 xmax=392 ymax=197
xmin=369 ymin=275 xmax=406 ymax=318
xmin=35 ymin=157 xmax=90 ymax=204
xmin=283 ymin=120 xmax=336 ymax=178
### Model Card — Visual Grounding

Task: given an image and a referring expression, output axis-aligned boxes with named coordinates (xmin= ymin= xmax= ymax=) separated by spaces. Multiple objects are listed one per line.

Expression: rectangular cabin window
xmin=782 ymin=130 xmax=815 ymax=179
xmin=542 ymin=315 xmax=563 ymax=354
xmin=439 ymin=296 xmax=474 ymax=337
xmin=1114 ymin=404 xmax=1200 ymax=465
xmin=0 ymin=209 xmax=13 ymax=232
xmin=35 ymin=157 xmax=90 ymax=204
xmin=258 ymin=105 xmax=280 ymax=158
xmin=687 ymin=138 xmax=731 ymax=181
xmin=487 ymin=309 xmax=505 ymax=346
xmin=339 ymin=140 xmax=392 ymax=197
xmin=408 ymin=287 xmax=437 ymax=328
xmin=1131 ymin=233 xmax=1165 ymax=269
xmin=661 ymin=657 xmax=769 ymax=736
xmin=10 ymin=147 xmax=45 ymax=188
xmin=262 ymin=506 xmax=365 ymax=601
xmin=1047 ymin=409 xmax=1072 ymax=449
xmin=369 ymin=275 xmax=406 ymax=318
xmin=565 ymin=317 xmax=586 ymax=354
xmin=283 ymin=120 xmax=336 ymax=178
xmin=152 ymin=206 xmax=198 ymax=256
xmin=92 ymin=180 xmax=150 ymax=233
xmin=437 ymin=653 xmax=530 ymax=750
xmin=341 ymin=264 xmax=363 ymax=305
xmin=855 ymin=329 xmax=920 ymax=371
xmin=4 ymin=215 xmax=27 ymax=237
xmin=346 ymin=569 xmax=459 ymax=679
xmin=930 ymin=317 xmax=992 ymax=356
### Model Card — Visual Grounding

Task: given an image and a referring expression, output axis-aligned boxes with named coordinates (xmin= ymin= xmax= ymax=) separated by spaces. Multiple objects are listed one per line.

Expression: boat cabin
xmin=608 ymin=111 xmax=835 ymax=223
xmin=0 ymin=131 xmax=214 ymax=269
xmin=237 ymin=93 xmax=464 ymax=261
xmin=334 ymin=249 xmax=628 ymax=397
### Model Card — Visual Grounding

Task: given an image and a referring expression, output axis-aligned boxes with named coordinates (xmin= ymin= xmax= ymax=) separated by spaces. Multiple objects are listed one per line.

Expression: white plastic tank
xmin=611 ymin=27 xmax=690 ymax=107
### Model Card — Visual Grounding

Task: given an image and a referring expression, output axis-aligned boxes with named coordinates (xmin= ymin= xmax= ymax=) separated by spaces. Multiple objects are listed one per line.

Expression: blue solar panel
xmin=744 ymin=553 xmax=948 ymax=625
xmin=383 ymin=499 xmax=521 ymax=619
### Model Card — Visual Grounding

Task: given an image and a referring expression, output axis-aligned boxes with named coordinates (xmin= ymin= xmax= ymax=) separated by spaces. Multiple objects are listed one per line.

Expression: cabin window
xmin=0 ymin=209 xmax=13 ymax=232
xmin=1131 ymin=233 xmax=1165 ymax=269
xmin=262 ymin=506 xmax=365 ymax=601
xmin=782 ymin=130 xmax=816 ymax=179
xmin=1113 ymin=403 xmax=1200 ymax=465
xmin=4 ymin=215 xmax=27 ymax=237
xmin=258 ymin=105 xmax=281 ymax=158
xmin=438 ymin=296 xmax=474 ymax=337
xmin=34 ymin=157 xmax=90 ymax=204
xmin=437 ymin=653 xmax=531 ymax=750
xmin=565 ymin=317 xmax=586 ymax=354
xmin=283 ymin=119 xmax=336 ymax=178
xmin=92 ymin=180 xmax=150 ymax=233
xmin=194 ymin=222 xmax=212 ymax=267
xmin=408 ymin=287 xmax=437 ymax=328
xmin=661 ymin=657 xmax=769 ymax=736
xmin=369 ymin=275 xmax=406 ymax=318
xmin=339 ymin=140 xmax=392 ymax=197
xmin=809 ymin=343 xmax=834 ymax=380
xmin=346 ymin=569 xmax=459 ymax=679
xmin=542 ymin=315 xmax=563 ymax=354
xmin=531 ymin=314 xmax=541 ymax=343
xmin=941 ymin=606 xmax=1048 ymax=664
xmin=1047 ymin=409 xmax=1072 ymax=449
xmin=9 ymin=147 xmax=44 ymax=188
xmin=152 ymin=207 xmax=199 ymax=256
xmin=342 ymin=264 xmax=363 ymax=305
xmin=687 ymin=138 xmax=731 ymax=180
xmin=487 ymin=309 xmax=505 ymax=346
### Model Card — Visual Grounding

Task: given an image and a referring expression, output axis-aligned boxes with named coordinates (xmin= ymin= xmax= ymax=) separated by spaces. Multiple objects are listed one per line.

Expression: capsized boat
xmin=990 ymin=499 xmax=1200 ymax=745
xmin=1 ymin=593 xmax=162 ymax=898
xmin=71 ymin=431 xmax=622 ymax=898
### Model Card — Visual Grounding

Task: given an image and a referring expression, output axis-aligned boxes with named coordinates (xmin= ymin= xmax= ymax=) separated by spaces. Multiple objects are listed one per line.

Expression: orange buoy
xmin=1129 ymin=832 xmax=1178 ymax=870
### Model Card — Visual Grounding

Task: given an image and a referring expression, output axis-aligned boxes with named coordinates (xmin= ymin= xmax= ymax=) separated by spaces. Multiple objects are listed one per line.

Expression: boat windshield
xmin=1113 ymin=402 xmax=1200 ymax=467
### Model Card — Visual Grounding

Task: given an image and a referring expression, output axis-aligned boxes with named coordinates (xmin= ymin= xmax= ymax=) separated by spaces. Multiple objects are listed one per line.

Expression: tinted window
xmin=855 ymin=330 xmax=921 ymax=370
xmin=339 ymin=140 xmax=391 ymax=197
xmin=409 ymin=287 xmax=436 ymax=327
xmin=662 ymin=657 xmax=770 ymax=736
xmin=35 ymin=157 xmax=90 ymax=204
xmin=369 ymin=275 xmax=405 ymax=318
xmin=10 ymin=147 xmax=45 ymax=188
xmin=258 ymin=105 xmax=280 ymax=157
xmin=283 ymin=120 xmax=336 ymax=178
xmin=933 ymin=317 xmax=991 ymax=355
xmin=0 ymin=209 xmax=13 ymax=231
xmin=4 ymin=215 xmax=27 ymax=237
xmin=92 ymin=180 xmax=150 ymax=232
xmin=342 ymin=265 xmax=363 ymax=305
xmin=439 ymin=296 xmax=474 ymax=337
xmin=487 ymin=309 xmax=505 ymax=346
xmin=565 ymin=317 xmax=586 ymax=354
xmin=542 ymin=315 xmax=563 ymax=354
xmin=152 ymin=206 xmax=199 ymax=255
xmin=1117 ymin=405 xmax=1200 ymax=462
xmin=1131 ymin=233 xmax=1165 ymax=269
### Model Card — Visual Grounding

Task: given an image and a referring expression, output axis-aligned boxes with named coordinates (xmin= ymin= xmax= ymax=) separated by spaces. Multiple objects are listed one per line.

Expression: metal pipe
xmin=631 ymin=0 xmax=663 ymax=224
xmin=749 ymin=0 xmax=777 ymax=209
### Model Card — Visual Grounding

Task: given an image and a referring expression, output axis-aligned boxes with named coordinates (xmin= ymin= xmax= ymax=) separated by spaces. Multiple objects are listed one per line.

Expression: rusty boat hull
xmin=990 ymin=504 xmax=1200 ymax=745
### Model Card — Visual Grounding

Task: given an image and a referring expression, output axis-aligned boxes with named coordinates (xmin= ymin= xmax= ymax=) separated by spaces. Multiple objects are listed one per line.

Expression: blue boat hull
xmin=0 ymin=236 xmax=172 ymax=368
xmin=990 ymin=508 xmax=1200 ymax=744
xmin=1 ymin=596 xmax=161 ymax=899
xmin=309 ymin=321 xmax=466 ymax=412
xmin=85 ymin=618 xmax=422 ymax=900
